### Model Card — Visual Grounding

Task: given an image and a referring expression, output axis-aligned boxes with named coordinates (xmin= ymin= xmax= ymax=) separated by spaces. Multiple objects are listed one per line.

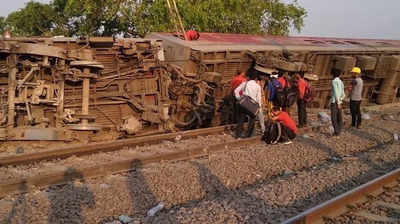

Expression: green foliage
xmin=3 ymin=0 xmax=306 ymax=37
xmin=132 ymin=0 xmax=306 ymax=36
xmin=0 ymin=17 xmax=6 ymax=34
xmin=6 ymin=1 xmax=55 ymax=36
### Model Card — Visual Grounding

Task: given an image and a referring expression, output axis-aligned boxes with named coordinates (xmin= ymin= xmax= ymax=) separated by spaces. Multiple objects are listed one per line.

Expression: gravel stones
xmin=1 ymin=107 xmax=400 ymax=223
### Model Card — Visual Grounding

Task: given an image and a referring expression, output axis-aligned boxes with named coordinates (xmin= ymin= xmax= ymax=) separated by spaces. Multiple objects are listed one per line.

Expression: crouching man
xmin=271 ymin=107 xmax=298 ymax=144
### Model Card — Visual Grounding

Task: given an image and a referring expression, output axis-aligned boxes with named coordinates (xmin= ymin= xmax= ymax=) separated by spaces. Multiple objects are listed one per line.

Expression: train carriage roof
xmin=149 ymin=32 xmax=400 ymax=52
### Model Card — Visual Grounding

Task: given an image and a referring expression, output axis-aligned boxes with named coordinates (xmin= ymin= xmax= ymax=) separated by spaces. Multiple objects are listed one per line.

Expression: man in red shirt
xmin=272 ymin=107 xmax=297 ymax=144
xmin=296 ymin=72 xmax=307 ymax=128
xmin=231 ymin=70 xmax=247 ymax=123
xmin=277 ymin=71 xmax=287 ymax=89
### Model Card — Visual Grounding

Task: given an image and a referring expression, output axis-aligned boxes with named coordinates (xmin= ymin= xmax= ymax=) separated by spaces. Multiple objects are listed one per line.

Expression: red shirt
xmin=276 ymin=111 xmax=298 ymax=133
xmin=277 ymin=77 xmax=286 ymax=88
xmin=298 ymin=78 xmax=307 ymax=99
xmin=185 ymin=30 xmax=200 ymax=40
xmin=231 ymin=76 xmax=247 ymax=92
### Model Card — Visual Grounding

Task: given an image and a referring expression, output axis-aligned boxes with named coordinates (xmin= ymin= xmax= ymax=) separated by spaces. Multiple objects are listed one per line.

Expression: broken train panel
xmin=0 ymin=37 xmax=171 ymax=141
xmin=150 ymin=32 xmax=400 ymax=124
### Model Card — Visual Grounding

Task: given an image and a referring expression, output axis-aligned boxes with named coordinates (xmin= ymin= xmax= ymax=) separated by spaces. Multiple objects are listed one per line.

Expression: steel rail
xmin=0 ymin=136 xmax=260 ymax=198
xmin=0 ymin=125 xmax=233 ymax=167
xmin=282 ymin=168 xmax=400 ymax=224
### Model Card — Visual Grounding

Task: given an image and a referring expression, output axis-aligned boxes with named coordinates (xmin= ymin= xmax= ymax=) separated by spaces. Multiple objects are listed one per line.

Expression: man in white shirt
xmin=234 ymin=69 xmax=262 ymax=138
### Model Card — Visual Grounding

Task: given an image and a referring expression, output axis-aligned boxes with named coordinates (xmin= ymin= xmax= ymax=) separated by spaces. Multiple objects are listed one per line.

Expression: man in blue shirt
xmin=330 ymin=70 xmax=345 ymax=136
xmin=266 ymin=73 xmax=282 ymax=103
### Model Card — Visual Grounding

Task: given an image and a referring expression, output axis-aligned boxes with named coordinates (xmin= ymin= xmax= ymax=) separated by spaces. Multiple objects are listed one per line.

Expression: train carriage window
xmin=326 ymin=40 xmax=346 ymax=45
xmin=376 ymin=41 xmax=393 ymax=46
xmin=344 ymin=41 xmax=362 ymax=45
xmin=304 ymin=40 xmax=325 ymax=45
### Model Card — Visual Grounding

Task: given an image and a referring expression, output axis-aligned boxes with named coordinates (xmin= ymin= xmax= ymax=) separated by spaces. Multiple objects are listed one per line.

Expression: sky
xmin=1 ymin=0 xmax=399 ymax=40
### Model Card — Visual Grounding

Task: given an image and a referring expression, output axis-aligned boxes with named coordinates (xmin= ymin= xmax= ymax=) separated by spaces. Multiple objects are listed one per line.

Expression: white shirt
xmin=234 ymin=80 xmax=262 ymax=106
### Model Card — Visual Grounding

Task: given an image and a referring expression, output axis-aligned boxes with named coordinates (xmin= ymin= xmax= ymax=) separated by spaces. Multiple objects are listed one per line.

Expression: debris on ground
xmin=318 ymin=112 xmax=331 ymax=123
xmin=119 ymin=215 xmax=133 ymax=223
xmin=147 ymin=202 xmax=165 ymax=217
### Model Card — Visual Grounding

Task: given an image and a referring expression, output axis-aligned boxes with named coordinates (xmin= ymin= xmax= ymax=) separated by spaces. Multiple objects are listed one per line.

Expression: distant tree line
xmin=0 ymin=0 xmax=307 ymax=37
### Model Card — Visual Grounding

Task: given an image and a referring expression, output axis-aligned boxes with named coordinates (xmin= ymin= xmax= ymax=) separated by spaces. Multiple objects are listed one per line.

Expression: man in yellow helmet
xmin=349 ymin=67 xmax=363 ymax=129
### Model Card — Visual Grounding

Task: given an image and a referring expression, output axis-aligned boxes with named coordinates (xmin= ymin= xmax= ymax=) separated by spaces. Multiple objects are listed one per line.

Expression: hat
xmin=351 ymin=67 xmax=361 ymax=74
xmin=254 ymin=64 xmax=277 ymax=74
xmin=271 ymin=74 xmax=278 ymax=78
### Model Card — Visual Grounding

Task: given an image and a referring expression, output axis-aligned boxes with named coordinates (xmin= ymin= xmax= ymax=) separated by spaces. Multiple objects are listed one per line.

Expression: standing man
xmin=266 ymin=73 xmax=281 ymax=105
xmin=296 ymin=72 xmax=307 ymax=128
xmin=349 ymin=67 xmax=363 ymax=129
xmin=234 ymin=70 xmax=261 ymax=138
xmin=256 ymin=76 xmax=266 ymax=133
xmin=330 ymin=70 xmax=345 ymax=136
xmin=277 ymin=71 xmax=287 ymax=88
xmin=231 ymin=70 xmax=247 ymax=123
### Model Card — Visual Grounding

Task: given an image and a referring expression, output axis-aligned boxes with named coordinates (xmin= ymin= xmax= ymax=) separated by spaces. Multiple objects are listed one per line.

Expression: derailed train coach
xmin=1 ymin=33 xmax=400 ymax=141
xmin=0 ymin=36 xmax=217 ymax=141
xmin=150 ymin=32 xmax=400 ymax=124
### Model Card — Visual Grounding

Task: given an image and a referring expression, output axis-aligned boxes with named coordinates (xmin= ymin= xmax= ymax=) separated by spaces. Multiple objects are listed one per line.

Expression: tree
xmin=127 ymin=0 xmax=306 ymax=36
xmin=6 ymin=1 xmax=55 ymax=36
xmin=0 ymin=17 xmax=6 ymax=34
xmin=3 ymin=0 xmax=306 ymax=37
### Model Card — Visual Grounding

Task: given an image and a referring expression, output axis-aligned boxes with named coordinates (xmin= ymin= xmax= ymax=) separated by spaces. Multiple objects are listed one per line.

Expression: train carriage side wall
xmin=152 ymin=33 xmax=400 ymax=112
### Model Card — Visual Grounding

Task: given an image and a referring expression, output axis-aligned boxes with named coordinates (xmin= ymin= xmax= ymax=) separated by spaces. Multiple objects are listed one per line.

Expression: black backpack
xmin=262 ymin=120 xmax=282 ymax=144
xmin=285 ymin=87 xmax=298 ymax=107
xmin=274 ymin=87 xmax=298 ymax=108
xmin=303 ymin=82 xmax=314 ymax=103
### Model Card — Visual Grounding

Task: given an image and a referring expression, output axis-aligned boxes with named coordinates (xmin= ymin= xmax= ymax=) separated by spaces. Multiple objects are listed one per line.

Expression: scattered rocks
xmin=362 ymin=113 xmax=371 ymax=120
xmin=318 ymin=112 xmax=331 ymax=123
xmin=119 ymin=215 xmax=133 ymax=223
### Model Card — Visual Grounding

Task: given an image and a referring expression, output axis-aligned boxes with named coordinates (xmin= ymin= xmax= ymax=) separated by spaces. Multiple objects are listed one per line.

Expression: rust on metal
xmin=282 ymin=168 xmax=400 ymax=224
xmin=0 ymin=33 xmax=400 ymax=143
xmin=0 ymin=125 xmax=232 ymax=167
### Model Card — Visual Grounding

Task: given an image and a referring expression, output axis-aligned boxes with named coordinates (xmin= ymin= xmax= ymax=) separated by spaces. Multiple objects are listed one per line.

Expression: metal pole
xmin=7 ymin=54 xmax=17 ymax=127
xmin=81 ymin=68 xmax=90 ymax=126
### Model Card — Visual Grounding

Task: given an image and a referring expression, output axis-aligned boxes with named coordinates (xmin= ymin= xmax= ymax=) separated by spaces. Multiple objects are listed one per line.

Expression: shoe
xmin=282 ymin=140 xmax=292 ymax=145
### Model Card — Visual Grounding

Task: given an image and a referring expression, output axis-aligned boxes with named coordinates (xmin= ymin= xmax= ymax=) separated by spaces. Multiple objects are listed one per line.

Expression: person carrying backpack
xmin=296 ymin=72 xmax=307 ymax=128
xmin=266 ymin=73 xmax=281 ymax=103
xmin=234 ymin=69 xmax=261 ymax=138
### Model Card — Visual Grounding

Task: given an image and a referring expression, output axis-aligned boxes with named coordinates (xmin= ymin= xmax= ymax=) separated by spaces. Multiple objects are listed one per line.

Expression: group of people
xmin=230 ymin=65 xmax=364 ymax=143
xmin=330 ymin=67 xmax=364 ymax=136
xmin=231 ymin=68 xmax=302 ymax=144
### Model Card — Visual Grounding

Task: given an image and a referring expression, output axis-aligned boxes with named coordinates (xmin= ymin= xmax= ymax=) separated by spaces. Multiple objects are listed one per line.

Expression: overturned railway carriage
xmin=0 ymin=37 xmax=214 ymax=141
xmin=1 ymin=33 xmax=400 ymax=141
xmin=151 ymin=33 xmax=400 ymax=123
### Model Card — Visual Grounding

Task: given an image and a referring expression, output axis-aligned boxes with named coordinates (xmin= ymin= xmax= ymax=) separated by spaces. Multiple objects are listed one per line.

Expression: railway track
xmin=0 ymin=134 xmax=262 ymax=198
xmin=0 ymin=125 xmax=234 ymax=167
xmin=283 ymin=168 xmax=400 ymax=224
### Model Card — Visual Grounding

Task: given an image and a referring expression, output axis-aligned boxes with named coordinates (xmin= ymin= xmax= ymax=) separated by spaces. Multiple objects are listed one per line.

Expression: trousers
xmin=297 ymin=99 xmax=307 ymax=127
xmin=330 ymin=103 xmax=343 ymax=135
xmin=235 ymin=104 xmax=256 ymax=138
xmin=350 ymin=100 xmax=362 ymax=128
xmin=281 ymin=125 xmax=296 ymax=141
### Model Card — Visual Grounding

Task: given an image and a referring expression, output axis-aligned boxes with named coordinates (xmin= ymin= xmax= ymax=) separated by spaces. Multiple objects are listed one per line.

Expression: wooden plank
xmin=355 ymin=211 xmax=398 ymax=223
xmin=375 ymin=201 xmax=400 ymax=211
xmin=0 ymin=125 xmax=233 ymax=167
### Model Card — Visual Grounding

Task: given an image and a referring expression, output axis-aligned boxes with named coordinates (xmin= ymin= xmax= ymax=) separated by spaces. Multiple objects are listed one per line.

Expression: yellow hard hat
xmin=351 ymin=67 xmax=361 ymax=74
